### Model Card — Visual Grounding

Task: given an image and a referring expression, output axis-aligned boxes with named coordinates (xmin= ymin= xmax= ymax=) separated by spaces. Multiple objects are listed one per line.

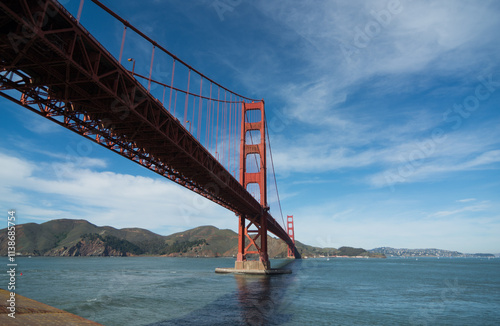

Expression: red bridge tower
xmin=287 ymin=215 xmax=295 ymax=258
xmin=236 ymin=101 xmax=270 ymax=270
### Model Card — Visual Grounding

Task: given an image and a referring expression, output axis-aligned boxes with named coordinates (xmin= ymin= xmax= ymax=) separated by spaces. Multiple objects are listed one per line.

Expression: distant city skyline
xmin=1 ymin=0 xmax=499 ymax=253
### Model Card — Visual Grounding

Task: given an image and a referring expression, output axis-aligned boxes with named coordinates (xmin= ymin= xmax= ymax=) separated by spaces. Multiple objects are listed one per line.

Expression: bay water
xmin=1 ymin=257 xmax=499 ymax=325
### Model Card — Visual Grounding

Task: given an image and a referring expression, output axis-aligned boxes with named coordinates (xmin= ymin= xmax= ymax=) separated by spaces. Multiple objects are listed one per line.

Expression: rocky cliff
xmin=45 ymin=237 xmax=131 ymax=257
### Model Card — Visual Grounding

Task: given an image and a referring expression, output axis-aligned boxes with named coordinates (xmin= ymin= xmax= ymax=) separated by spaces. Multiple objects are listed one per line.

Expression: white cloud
xmin=457 ymin=198 xmax=476 ymax=203
xmin=0 ymin=152 xmax=237 ymax=235
xmin=0 ymin=154 xmax=35 ymax=181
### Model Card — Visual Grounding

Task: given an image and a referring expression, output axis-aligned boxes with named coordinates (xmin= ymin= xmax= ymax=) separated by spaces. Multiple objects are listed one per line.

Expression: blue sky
xmin=1 ymin=0 xmax=499 ymax=253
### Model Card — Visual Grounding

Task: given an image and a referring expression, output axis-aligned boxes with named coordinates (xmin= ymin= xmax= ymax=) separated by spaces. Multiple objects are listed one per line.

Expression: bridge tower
xmin=287 ymin=215 xmax=295 ymax=258
xmin=235 ymin=101 xmax=270 ymax=270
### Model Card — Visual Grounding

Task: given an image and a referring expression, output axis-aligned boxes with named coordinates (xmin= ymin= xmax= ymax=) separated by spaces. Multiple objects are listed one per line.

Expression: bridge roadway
xmin=0 ymin=0 xmax=298 ymax=256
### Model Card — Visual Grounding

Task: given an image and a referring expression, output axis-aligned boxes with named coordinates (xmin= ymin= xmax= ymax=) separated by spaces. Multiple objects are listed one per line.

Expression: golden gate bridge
xmin=0 ymin=0 xmax=300 ymax=272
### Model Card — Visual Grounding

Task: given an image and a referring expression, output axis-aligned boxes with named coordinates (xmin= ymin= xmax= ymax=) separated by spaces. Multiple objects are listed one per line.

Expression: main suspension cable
xmin=265 ymin=116 xmax=286 ymax=230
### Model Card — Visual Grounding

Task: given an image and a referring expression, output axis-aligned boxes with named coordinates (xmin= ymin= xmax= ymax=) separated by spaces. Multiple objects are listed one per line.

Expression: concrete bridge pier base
xmin=235 ymin=260 xmax=270 ymax=271
xmin=215 ymin=262 xmax=291 ymax=275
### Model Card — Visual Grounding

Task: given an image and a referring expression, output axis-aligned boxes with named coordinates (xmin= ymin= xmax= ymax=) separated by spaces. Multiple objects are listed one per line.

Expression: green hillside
xmin=0 ymin=219 xmax=164 ymax=256
xmin=0 ymin=219 xmax=384 ymax=258
xmin=1 ymin=219 xmax=102 ymax=255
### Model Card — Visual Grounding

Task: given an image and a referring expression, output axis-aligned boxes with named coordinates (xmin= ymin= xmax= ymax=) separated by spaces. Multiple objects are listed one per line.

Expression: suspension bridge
xmin=0 ymin=0 xmax=300 ymax=272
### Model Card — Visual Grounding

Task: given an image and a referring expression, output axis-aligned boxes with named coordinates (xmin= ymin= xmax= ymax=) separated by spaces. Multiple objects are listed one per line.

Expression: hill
xmin=0 ymin=219 xmax=166 ymax=256
xmin=0 ymin=219 xmax=384 ymax=258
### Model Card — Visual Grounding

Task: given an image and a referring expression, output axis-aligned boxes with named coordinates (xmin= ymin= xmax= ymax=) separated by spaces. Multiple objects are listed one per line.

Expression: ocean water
xmin=1 ymin=257 xmax=499 ymax=325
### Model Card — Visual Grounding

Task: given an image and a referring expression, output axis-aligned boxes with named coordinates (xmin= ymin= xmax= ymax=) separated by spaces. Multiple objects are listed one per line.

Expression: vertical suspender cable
xmin=118 ymin=26 xmax=126 ymax=63
xmin=233 ymin=97 xmax=238 ymax=177
xmin=228 ymin=93 xmax=232 ymax=170
xmin=77 ymin=0 xmax=85 ymax=23
xmin=148 ymin=45 xmax=155 ymax=91
xmin=197 ymin=76 xmax=203 ymax=139
xmin=169 ymin=59 xmax=175 ymax=113
xmin=222 ymin=91 xmax=226 ymax=166
xmin=207 ymin=83 xmax=212 ymax=150
xmin=216 ymin=87 xmax=220 ymax=160
xmin=191 ymin=90 xmax=196 ymax=134
xmin=184 ymin=69 xmax=191 ymax=129
xmin=174 ymin=91 xmax=178 ymax=117
xmin=162 ymin=86 xmax=166 ymax=106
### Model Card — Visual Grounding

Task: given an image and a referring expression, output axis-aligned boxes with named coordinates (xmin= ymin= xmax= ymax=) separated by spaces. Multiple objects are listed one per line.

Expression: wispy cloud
xmin=370 ymin=147 xmax=500 ymax=187
xmin=272 ymin=122 xmax=500 ymax=184
xmin=457 ymin=198 xmax=476 ymax=203
xmin=291 ymin=178 xmax=338 ymax=186
xmin=239 ymin=0 xmax=500 ymax=190
xmin=254 ymin=0 xmax=500 ymax=92
xmin=429 ymin=202 xmax=489 ymax=218
xmin=22 ymin=115 xmax=61 ymax=134
xmin=291 ymin=197 xmax=500 ymax=253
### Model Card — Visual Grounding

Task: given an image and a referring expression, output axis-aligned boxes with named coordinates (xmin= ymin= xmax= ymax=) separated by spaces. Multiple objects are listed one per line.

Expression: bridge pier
xmin=235 ymin=212 xmax=271 ymax=271
xmin=234 ymin=260 xmax=269 ymax=271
